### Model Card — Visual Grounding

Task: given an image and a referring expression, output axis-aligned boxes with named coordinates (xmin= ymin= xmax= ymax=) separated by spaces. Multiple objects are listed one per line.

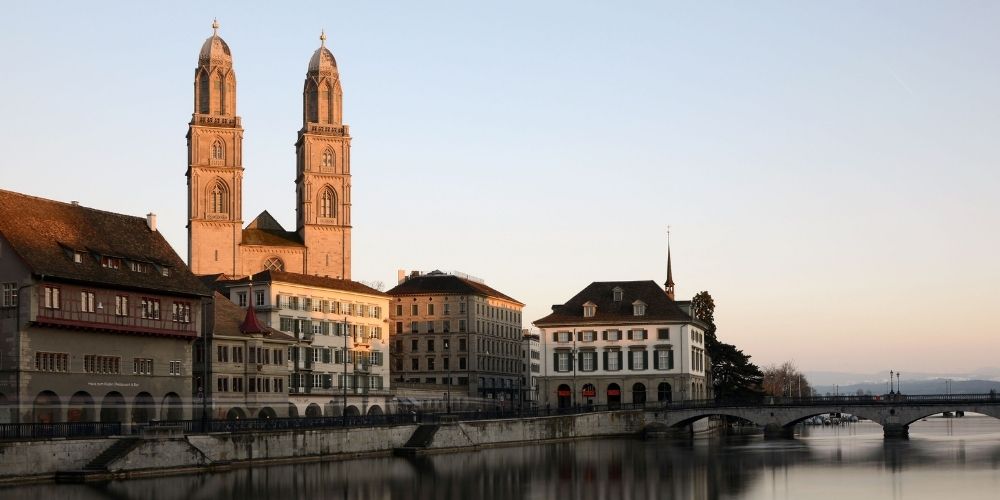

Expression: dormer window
xmin=612 ymin=287 xmax=623 ymax=302
xmin=633 ymin=300 xmax=646 ymax=316
xmin=128 ymin=261 xmax=150 ymax=273
xmin=101 ymin=256 xmax=122 ymax=269
xmin=73 ymin=252 xmax=83 ymax=264
xmin=583 ymin=301 xmax=597 ymax=318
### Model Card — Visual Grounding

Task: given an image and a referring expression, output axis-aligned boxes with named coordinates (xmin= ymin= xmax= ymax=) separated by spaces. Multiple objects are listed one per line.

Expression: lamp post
xmin=342 ymin=317 xmax=349 ymax=423
xmin=571 ymin=328 xmax=578 ymax=409
xmin=889 ymin=370 xmax=894 ymax=395
xmin=444 ymin=338 xmax=452 ymax=414
xmin=896 ymin=372 xmax=901 ymax=395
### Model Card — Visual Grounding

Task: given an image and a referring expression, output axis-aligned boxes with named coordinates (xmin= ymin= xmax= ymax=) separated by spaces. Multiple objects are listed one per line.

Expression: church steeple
xmin=295 ymin=31 xmax=352 ymax=279
xmin=665 ymin=227 xmax=675 ymax=300
xmin=187 ymin=20 xmax=245 ymax=276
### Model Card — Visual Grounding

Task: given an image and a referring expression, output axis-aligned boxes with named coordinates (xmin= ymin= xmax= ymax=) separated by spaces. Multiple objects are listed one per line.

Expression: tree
xmin=691 ymin=291 xmax=763 ymax=401
xmin=761 ymin=361 xmax=812 ymax=397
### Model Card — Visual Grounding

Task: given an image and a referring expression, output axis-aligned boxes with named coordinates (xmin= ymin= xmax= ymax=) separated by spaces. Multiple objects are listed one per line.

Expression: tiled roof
xmin=0 ymin=189 xmax=210 ymax=297
xmin=241 ymin=211 xmax=304 ymax=247
xmin=386 ymin=272 xmax=523 ymax=305
xmin=212 ymin=292 xmax=294 ymax=341
xmin=533 ymin=280 xmax=692 ymax=327
xmin=219 ymin=270 xmax=387 ymax=297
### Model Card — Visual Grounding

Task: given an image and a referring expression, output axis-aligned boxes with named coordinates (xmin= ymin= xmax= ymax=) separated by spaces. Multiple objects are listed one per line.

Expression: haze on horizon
xmin=0 ymin=1 xmax=996 ymax=375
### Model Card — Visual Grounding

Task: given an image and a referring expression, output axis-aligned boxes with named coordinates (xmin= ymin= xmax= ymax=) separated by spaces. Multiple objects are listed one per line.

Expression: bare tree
xmin=762 ymin=361 xmax=812 ymax=397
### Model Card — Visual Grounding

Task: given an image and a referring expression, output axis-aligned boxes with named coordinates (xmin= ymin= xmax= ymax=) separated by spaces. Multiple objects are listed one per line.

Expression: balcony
xmin=33 ymin=297 xmax=197 ymax=339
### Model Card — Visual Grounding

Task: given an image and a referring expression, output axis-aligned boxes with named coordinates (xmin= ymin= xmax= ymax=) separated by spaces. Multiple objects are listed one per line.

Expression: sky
xmin=1 ymin=1 xmax=997 ymax=374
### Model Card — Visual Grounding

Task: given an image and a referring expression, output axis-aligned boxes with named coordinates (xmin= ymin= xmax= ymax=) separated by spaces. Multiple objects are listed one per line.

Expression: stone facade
xmin=187 ymin=24 xmax=352 ymax=279
xmin=387 ymin=270 xmax=525 ymax=405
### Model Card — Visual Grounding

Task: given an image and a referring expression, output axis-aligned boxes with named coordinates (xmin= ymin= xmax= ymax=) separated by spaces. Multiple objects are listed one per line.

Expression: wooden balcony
xmin=33 ymin=298 xmax=197 ymax=339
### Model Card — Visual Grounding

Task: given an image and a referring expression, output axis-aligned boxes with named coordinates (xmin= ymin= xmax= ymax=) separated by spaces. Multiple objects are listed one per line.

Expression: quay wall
xmin=0 ymin=410 xmax=653 ymax=483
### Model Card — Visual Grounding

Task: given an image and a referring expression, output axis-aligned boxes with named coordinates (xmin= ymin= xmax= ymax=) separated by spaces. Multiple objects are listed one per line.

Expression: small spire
xmin=665 ymin=226 xmax=675 ymax=300
xmin=212 ymin=18 xmax=220 ymax=36
xmin=320 ymin=29 xmax=327 ymax=47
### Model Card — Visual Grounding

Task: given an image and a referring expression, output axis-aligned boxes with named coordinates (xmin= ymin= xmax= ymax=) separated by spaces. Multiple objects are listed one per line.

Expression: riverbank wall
xmin=0 ymin=410 xmax=654 ymax=484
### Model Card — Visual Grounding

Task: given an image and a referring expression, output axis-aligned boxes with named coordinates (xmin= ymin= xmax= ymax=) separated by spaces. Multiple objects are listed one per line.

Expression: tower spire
xmin=212 ymin=18 xmax=219 ymax=36
xmin=665 ymin=226 xmax=675 ymax=300
xmin=320 ymin=29 xmax=326 ymax=47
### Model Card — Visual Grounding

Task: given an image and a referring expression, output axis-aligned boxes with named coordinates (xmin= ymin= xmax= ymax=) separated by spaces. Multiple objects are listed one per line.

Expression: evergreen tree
xmin=691 ymin=291 xmax=764 ymax=401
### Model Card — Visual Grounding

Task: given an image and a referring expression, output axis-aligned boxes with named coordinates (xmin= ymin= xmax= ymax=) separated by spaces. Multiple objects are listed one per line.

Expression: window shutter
xmin=642 ymin=351 xmax=648 ymax=370
xmin=618 ymin=351 xmax=623 ymax=370
xmin=628 ymin=352 xmax=634 ymax=370
xmin=323 ymin=374 xmax=332 ymax=389
xmin=602 ymin=330 xmax=608 ymax=341
xmin=305 ymin=374 xmax=313 ymax=389
xmin=578 ymin=351 xmax=584 ymax=371
xmin=642 ymin=330 xmax=648 ymax=340
xmin=305 ymin=348 xmax=313 ymax=367
xmin=653 ymin=351 xmax=660 ymax=370
xmin=603 ymin=351 xmax=609 ymax=370
xmin=627 ymin=330 xmax=633 ymax=340
xmin=668 ymin=350 xmax=674 ymax=369
xmin=553 ymin=332 xmax=559 ymax=342
xmin=553 ymin=352 xmax=560 ymax=372
xmin=323 ymin=349 xmax=332 ymax=364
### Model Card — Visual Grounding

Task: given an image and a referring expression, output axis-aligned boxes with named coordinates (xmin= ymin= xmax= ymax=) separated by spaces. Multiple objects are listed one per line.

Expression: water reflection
xmin=6 ymin=417 xmax=1000 ymax=500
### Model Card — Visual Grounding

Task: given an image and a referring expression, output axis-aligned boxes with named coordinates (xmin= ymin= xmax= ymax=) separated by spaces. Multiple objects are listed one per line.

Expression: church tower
xmin=187 ymin=20 xmax=244 ymax=276
xmin=296 ymin=31 xmax=352 ymax=279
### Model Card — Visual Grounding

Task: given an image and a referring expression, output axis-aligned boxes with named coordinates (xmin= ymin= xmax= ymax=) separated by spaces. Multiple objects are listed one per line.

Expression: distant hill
xmin=813 ymin=378 xmax=1000 ymax=396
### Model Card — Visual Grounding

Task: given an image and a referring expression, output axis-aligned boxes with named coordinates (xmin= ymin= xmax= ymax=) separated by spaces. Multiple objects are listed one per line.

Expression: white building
xmin=521 ymin=330 xmax=542 ymax=407
xmin=214 ymin=270 xmax=391 ymax=416
xmin=533 ymin=263 xmax=710 ymax=408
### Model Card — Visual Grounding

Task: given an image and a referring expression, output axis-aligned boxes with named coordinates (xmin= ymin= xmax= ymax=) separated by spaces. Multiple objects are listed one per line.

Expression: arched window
xmin=319 ymin=188 xmax=336 ymax=219
xmin=263 ymin=257 xmax=284 ymax=272
xmin=211 ymin=140 xmax=224 ymax=160
xmin=209 ymin=181 xmax=228 ymax=214
xmin=322 ymin=149 xmax=335 ymax=169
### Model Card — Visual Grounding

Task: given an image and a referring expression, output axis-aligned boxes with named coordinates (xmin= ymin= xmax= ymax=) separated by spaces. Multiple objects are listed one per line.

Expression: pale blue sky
xmin=1 ymin=1 xmax=997 ymax=373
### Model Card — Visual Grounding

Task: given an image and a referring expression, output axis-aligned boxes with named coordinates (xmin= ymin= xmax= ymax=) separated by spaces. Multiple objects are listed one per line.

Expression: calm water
xmin=5 ymin=417 xmax=1000 ymax=499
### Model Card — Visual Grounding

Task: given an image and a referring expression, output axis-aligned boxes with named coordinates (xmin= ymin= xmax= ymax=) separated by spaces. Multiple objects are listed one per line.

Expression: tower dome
xmin=307 ymin=31 xmax=338 ymax=74
xmin=199 ymin=19 xmax=232 ymax=67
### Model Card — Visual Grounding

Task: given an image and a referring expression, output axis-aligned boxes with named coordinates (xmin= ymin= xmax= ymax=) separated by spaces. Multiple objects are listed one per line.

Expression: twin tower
xmin=187 ymin=21 xmax=352 ymax=279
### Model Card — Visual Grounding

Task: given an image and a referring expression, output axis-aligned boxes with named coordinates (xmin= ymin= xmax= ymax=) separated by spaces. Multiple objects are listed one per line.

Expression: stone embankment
xmin=1 ymin=410 xmax=654 ymax=484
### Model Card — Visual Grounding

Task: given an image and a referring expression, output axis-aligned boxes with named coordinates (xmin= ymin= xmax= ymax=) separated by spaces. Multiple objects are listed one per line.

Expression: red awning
xmin=582 ymin=389 xmax=596 ymax=397
xmin=558 ymin=389 xmax=571 ymax=397
xmin=608 ymin=389 xmax=621 ymax=396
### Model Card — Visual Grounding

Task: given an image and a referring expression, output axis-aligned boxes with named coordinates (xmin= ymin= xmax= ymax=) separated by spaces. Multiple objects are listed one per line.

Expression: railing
xmin=4 ymin=394 xmax=998 ymax=441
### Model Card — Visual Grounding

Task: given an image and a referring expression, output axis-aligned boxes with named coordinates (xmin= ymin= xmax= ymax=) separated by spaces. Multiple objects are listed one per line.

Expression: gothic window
xmin=211 ymin=140 xmax=224 ymax=160
xmin=322 ymin=149 xmax=335 ymax=169
xmin=319 ymin=188 xmax=337 ymax=219
xmin=263 ymin=257 xmax=284 ymax=272
xmin=209 ymin=181 xmax=228 ymax=214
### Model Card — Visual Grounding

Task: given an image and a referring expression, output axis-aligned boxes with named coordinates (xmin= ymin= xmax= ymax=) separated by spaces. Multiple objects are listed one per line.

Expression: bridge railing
xmin=660 ymin=393 xmax=1000 ymax=410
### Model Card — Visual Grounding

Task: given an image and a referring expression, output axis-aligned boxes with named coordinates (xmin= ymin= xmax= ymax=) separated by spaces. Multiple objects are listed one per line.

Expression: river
xmin=4 ymin=416 xmax=1000 ymax=499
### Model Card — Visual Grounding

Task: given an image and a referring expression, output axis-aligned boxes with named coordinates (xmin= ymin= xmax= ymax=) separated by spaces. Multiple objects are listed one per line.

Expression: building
xmin=187 ymin=22 xmax=353 ymax=279
xmin=194 ymin=293 xmax=295 ymax=420
xmin=521 ymin=329 xmax=542 ymax=407
xmin=533 ymin=249 xmax=710 ymax=408
xmin=212 ymin=270 xmax=390 ymax=416
xmin=0 ymin=189 xmax=211 ymax=424
xmin=386 ymin=270 xmax=525 ymax=406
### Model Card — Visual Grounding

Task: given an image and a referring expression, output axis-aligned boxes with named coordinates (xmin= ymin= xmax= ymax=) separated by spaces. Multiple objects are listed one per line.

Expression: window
xmin=606 ymin=351 xmax=620 ymax=371
xmin=612 ymin=287 xmax=623 ymax=302
xmin=395 ymin=304 xmax=403 ymax=316
xmin=556 ymin=352 xmax=571 ymax=372
xmin=73 ymin=252 xmax=84 ymax=263
xmin=555 ymin=331 xmax=571 ymax=343
xmin=428 ymin=304 xmax=435 ymax=315
xmin=263 ymin=256 xmax=284 ymax=271
xmin=411 ymin=322 xmax=419 ymax=334
xmin=411 ymin=358 xmax=419 ymax=370
xmin=581 ymin=352 xmax=596 ymax=371
xmin=303 ymin=298 xmax=313 ymax=311
xmin=279 ymin=317 xmax=294 ymax=332
xmin=115 ymin=295 xmax=129 ymax=316
xmin=444 ymin=303 xmax=451 ymax=315
xmin=141 ymin=298 xmax=161 ymax=319
xmin=459 ymin=357 xmax=467 ymax=369
xmin=35 ymin=352 xmax=69 ymax=372
xmin=218 ymin=377 xmax=229 ymax=393
xmin=233 ymin=346 xmax=243 ymax=363
xmin=411 ymin=304 xmax=418 ymax=315
xmin=583 ymin=303 xmax=596 ymax=318
xmin=211 ymin=139 xmax=225 ymax=160
xmin=633 ymin=301 xmax=646 ymax=316
xmin=443 ymin=320 xmax=451 ymax=333
xmin=133 ymin=358 xmax=154 ymax=375
xmin=322 ymin=149 xmax=335 ymax=169
xmin=460 ymin=302 xmax=466 ymax=314
xmin=1 ymin=283 xmax=17 ymax=307
xmin=459 ymin=320 xmax=466 ymax=332
xmin=459 ymin=338 xmax=467 ymax=351
xmin=427 ymin=340 xmax=435 ymax=352
xmin=657 ymin=328 xmax=670 ymax=340
xmin=100 ymin=256 xmax=122 ymax=269
xmin=580 ymin=330 xmax=596 ymax=342
xmin=631 ymin=350 xmax=646 ymax=370
xmin=629 ymin=329 xmax=647 ymax=341
xmin=606 ymin=330 xmax=621 ymax=341
xmin=217 ymin=345 xmax=229 ymax=363
xmin=128 ymin=261 xmax=149 ymax=273
xmin=80 ymin=291 xmax=95 ymax=313
xmin=172 ymin=302 xmax=192 ymax=323
xmin=236 ymin=292 xmax=248 ymax=307
xmin=209 ymin=181 xmax=228 ymax=214
xmin=288 ymin=296 xmax=299 ymax=310
xmin=317 ymin=188 xmax=335 ymax=219
xmin=427 ymin=358 xmax=435 ymax=370
xmin=44 ymin=286 xmax=60 ymax=309
xmin=169 ymin=360 xmax=182 ymax=375
xmin=656 ymin=350 xmax=674 ymax=370
xmin=427 ymin=321 xmax=435 ymax=333
xmin=255 ymin=291 xmax=265 ymax=307
xmin=84 ymin=355 xmax=120 ymax=374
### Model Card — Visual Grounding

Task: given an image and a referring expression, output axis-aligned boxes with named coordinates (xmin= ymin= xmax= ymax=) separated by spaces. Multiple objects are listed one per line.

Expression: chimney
xmin=70 ymin=201 xmax=79 ymax=206
xmin=146 ymin=213 xmax=157 ymax=232
xmin=397 ymin=269 xmax=406 ymax=284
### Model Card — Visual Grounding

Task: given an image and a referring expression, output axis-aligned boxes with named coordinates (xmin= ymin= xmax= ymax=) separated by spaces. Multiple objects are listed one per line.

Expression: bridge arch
xmin=667 ymin=410 xmax=765 ymax=428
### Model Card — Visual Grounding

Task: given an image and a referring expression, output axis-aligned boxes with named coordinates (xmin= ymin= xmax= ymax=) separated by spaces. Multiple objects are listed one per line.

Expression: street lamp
xmin=896 ymin=372 xmax=901 ymax=395
xmin=342 ymin=317 xmax=349 ymax=423
xmin=444 ymin=338 xmax=451 ymax=414
xmin=571 ymin=328 xmax=578 ymax=409
xmin=889 ymin=370 xmax=894 ymax=395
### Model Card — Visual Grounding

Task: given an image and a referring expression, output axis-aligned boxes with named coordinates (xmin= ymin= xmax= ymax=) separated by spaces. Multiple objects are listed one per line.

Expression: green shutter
xmin=553 ymin=352 xmax=559 ymax=372
xmin=578 ymin=352 xmax=584 ymax=371
xmin=603 ymin=351 xmax=609 ymax=370
xmin=323 ymin=374 xmax=332 ymax=389
xmin=642 ymin=351 xmax=648 ymax=370
xmin=628 ymin=351 xmax=634 ymax=370
xmin=618 ymin=351 xmax=623 ymax=370
xmin=653 ymin=350 xmax=660 ymax=370
xmin=323 ymin=349 xmax=332 ymax=364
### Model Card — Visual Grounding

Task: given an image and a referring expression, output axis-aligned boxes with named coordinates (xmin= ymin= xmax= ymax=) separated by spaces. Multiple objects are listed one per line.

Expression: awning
xmin=608 ymin=389 xmax=621 ymax=396
xmin=557 ymin=389 xmax=571 ymax=397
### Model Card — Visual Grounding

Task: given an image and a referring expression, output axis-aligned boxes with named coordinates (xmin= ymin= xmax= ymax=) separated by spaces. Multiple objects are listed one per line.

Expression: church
xmin=187 ymin=21 xmax=352 ymax=279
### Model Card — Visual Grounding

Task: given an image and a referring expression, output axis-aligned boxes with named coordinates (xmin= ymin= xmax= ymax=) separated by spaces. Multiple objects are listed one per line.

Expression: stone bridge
xmin=644 ymin=394 xmax=1000 ymax=438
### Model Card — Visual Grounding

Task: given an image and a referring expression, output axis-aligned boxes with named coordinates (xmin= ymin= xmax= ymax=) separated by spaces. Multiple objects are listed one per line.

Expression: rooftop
xmin=533 ymin=280 xmax=693 ymax=327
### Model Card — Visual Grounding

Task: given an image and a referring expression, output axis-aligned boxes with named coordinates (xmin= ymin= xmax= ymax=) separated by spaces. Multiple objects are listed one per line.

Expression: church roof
xmin=308 ymin=31 xmax=337 ymax=74
xmin=0 ymin=189 xmax=210 ymax=297
xmin=198 ymin=20 xmax=232 ymax=66
xmin=242 ymin=211 xmax=304 ymax=247
xmin=533 ymin=280 xmax=692 ymax=327
xmin=386 ymin=271 xmax=523 ymax=305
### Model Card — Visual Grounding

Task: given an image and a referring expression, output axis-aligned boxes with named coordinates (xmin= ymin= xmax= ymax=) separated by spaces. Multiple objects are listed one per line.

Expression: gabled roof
xmin=534 ymin=280 xmax=692 ymax=327
xmin=386 ymin=271 xmax=523 ymax=305
xmin=212 ymin=292 xmax=294 ymax=341
xmin=0 ymin=189 xmax=210 ymax=297
xmin=217 ymin=270 xmax=387 ymax=297
xmin=242 ymin=211 xmax=303 ymax=247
